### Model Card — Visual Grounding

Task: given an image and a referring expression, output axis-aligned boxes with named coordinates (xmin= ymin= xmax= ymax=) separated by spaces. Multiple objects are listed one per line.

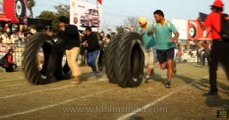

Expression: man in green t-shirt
xmin=137 ymin=16 xmax=157 ymax=83
xmin=152 ymin=10 xmax=179 ymax=88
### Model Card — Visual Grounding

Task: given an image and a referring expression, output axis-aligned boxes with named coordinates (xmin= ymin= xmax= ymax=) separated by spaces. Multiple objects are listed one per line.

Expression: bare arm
xmin=170 ymin=32 xmax=179 ymax=43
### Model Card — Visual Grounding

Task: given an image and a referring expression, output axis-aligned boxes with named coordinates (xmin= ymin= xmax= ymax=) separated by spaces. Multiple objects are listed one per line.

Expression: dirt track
xmin=0 ymin=63 xmax=228 ymax=120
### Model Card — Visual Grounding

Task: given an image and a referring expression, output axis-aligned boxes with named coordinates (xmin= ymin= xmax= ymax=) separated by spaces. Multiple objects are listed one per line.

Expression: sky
xmin=33 ymin=0 xmax=229 ymax=31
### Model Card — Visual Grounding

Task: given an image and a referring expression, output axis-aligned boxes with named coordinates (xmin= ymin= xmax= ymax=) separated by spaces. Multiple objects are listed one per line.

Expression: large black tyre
xmin=116 ymin=32 xmax=145 ymax=88
xmin=105 ymin=35 xmax=122 ymax=83
xmin=22 ymin=33 xmax=57 ymax=84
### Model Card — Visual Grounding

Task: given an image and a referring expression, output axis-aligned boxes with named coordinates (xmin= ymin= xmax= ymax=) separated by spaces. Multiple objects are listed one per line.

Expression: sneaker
xmin=71 ymin=80 xmax=81 ymax=85
xmin=163 ymin=80 xmax=171 ymax=88
xmin=144 ymin=76 xmax=150 ymax=83
xmin=71 ymin=76 xmax=81 ymax=85
xmin=96 ymin=75 xmax=102 ymax=79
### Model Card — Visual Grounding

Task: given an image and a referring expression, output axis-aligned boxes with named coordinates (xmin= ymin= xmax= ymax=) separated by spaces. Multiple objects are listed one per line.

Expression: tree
xmin=123 ymin=17 xmax=138 ymax=32
xmin=37 ymin=11 xmax=56 ymax=20
xmin=54 ymin=3 xmax=70 ymax=17
xmin=107 ymin=28 xmax=112 ymax=33
xmin=115 ymin=25 xmax=127 ymax=34
xmin=36 ymin=3 xmax=70 ymax=31
xmin=27 ymin=0 xmax=36 ymax=18
xmin=115 ymin=17 xmax=138 ymax=34
xmin=37 ymin=11 xmax=58 ymax=30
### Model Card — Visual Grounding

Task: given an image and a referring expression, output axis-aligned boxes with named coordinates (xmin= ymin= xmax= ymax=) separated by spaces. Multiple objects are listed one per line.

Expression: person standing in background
xmin=82 ymin=27 xmax=102 ymax=79
xmin=197 ymin=0 xmax=229 ymax=95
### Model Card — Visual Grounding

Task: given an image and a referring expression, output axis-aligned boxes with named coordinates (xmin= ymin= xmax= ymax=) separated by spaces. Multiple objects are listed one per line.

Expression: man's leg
xmin=87 ymin=52 xmax=93 ymax=69
xmin=66 ymin=48 xmax=81 ymax=85
xmin=90 ymin=50 xmax=101 ymax=78
xmin=145 ymin=49 xmax=153 ymax=77
xmin=159 ymin=62 xmax=167 ymax=69
xmin=201 ymin=53 xmax=206 ymax=67
xmin=164 ymin=48 xmax=175 ymax=88
xmin=66 ymin=50 xmax=72 ymax=69
xmin=145 ymin=48 xmax=156 ymax=82
xmin=69 ymin=47 xmax=81 ymax=77
xmin=156 ymin=49 xmax=167 ymax=68
xmin=146 ymin=68 xmax=154 ymax=78
xmin=204 ymin=41 xmax=220 ymax=95
xmin=209 ymin=60 xmax=218 ymax=92
xmin=145 ymin=66 xmax=154 ymax=83
xmin=156 ymin=49 xmax=169 ymax=83
xmin=167 ymin=59 xmax=173 ymax=81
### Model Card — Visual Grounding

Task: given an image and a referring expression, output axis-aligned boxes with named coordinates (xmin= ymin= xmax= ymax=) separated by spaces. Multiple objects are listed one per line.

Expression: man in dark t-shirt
xmin=82 ymin=27 xmax=101 ymax=79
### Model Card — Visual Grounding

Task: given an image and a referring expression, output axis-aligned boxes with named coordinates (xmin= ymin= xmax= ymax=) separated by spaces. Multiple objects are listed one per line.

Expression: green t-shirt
xmin=137 ymin=23 xmax=156 ymax=49
xmin=153 ymin=20 xmax=178 ymax=50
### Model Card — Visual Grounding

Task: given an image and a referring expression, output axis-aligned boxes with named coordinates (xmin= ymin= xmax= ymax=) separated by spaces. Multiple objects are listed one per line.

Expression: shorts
xmin=144 ymin=48 xmax=157 ymax=68
xmin=156 ymin=47 xmax=175 ymax=64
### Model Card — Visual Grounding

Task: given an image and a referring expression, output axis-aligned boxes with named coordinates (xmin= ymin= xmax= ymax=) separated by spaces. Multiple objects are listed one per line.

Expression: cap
xmin=138 ymin=16 xmax=147 ymax=24
xmin=211 ymin=0 xmax=223 ymax=8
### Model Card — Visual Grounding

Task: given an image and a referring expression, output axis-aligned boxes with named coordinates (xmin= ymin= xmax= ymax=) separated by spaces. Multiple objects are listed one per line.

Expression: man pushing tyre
xmin=57 ymin=16 xmax=81 ymax=85
xmin=23 ymin=16 xmax=81 ymax=85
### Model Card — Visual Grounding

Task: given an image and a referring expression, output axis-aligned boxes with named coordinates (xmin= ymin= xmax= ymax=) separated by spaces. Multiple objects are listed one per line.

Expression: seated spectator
xmin=18 ymin=31 xmax=25 ymax=43
xmin=0 ymin=49 xmax=17 ymax=72
xmin=11 ymin=30 xmax=19 ymax=44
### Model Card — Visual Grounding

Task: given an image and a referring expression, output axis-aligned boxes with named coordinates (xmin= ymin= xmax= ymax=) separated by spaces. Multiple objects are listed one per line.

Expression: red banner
xmin=0 ymin=0 xmax=27 ymax=23
xmin=187 ymin=20 xmax=212 ymax=40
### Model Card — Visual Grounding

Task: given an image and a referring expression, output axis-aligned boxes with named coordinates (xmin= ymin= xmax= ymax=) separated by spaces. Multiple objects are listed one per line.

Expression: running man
xmin=152 ymin=10 xmax=179 ymax=88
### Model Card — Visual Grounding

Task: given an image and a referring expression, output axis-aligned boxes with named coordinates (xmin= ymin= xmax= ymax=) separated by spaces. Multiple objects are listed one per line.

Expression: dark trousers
xmin=87 ymin=50 xmax=100 ymax=74
xmin=5 ymin=64 xmax=14 ymax=72
xmin=209 ymin=40 xmax=229 ymax=92
xmin=200 ymin=53 xmax=206 ymax=66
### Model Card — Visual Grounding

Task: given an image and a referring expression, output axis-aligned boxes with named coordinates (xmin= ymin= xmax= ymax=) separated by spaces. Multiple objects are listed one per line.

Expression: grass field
xmin=0 ymin=63 xmax=228 ymax=120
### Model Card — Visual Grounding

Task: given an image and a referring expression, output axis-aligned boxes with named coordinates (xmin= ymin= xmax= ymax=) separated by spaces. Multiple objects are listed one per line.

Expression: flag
xmin=97 ymin=0 xmax=102 ymax=4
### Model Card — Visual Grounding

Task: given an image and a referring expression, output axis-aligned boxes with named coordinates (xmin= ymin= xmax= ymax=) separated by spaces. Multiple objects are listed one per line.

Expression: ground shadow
xmin=175 ymin=74 xmax=229 ymax=111
xmin=205 ymin=95 xmax=229 ymax=110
